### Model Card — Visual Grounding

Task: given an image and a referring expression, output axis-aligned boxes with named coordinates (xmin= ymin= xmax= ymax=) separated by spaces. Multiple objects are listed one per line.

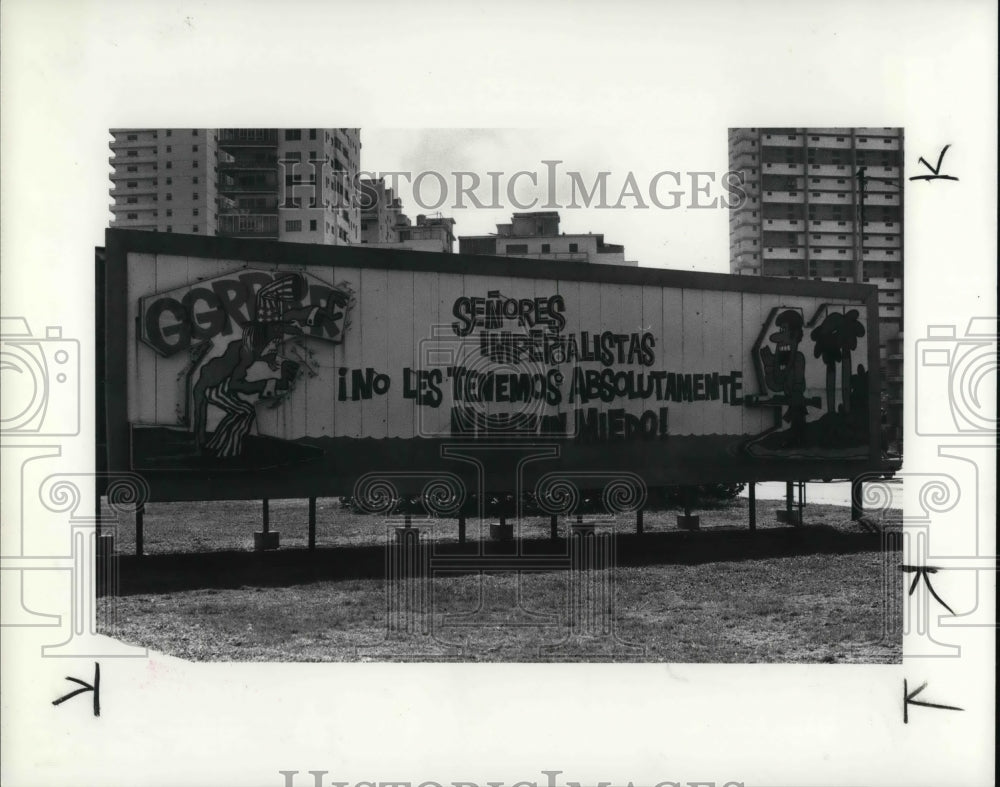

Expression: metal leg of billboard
xmin=851 ymin=476 xmax=864 ymax=520
xmin=135 ymin=503 xmax=144 ymax=557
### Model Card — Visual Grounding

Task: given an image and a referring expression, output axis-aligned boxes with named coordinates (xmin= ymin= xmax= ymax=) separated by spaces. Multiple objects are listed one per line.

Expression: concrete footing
xmin=254 ymin=531 xmax=280 ymax=551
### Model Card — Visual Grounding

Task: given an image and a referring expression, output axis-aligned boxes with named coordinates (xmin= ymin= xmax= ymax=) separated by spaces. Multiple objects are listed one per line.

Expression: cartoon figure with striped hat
xmin=192 ymin=273 xmax=352 ymax=458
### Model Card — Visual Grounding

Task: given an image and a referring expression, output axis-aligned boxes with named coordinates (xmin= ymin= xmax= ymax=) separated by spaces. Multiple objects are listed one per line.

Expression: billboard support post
xmin=255 ymin=499 xmax=279 ymax=551
xmin=458 ymin=515 xmax=466 ymax=544
xmin=851 ymin=476 xmax=864 ymax=520
xmin=636 ymin=509 xmax=644 ymax=535
xmin=135 ymin=503 xmax=144 ymax=557
xmin=308 ymin=497 xmax=316 ymax=550
xmin=677 ymin=487 xmax=700 ymax=531
xmin=748 ymin=483 xmax=756 ymax=532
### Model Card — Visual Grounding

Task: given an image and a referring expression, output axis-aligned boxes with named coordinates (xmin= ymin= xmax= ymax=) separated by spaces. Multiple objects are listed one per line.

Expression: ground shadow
xmin=110 ymin=525 xmax=899 ymax=596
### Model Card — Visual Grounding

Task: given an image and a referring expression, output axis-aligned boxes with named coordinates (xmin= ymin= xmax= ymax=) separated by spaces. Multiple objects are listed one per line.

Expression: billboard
xmin=101 ymin=230 xmax=888 ymax=502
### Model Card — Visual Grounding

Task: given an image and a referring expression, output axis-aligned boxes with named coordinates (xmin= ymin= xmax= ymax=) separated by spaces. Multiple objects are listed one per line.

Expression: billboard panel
xmin=102 ymin=230 xmax=887 ymax=502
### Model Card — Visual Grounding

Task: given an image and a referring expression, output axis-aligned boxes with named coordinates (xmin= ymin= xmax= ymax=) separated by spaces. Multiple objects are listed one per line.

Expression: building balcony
xmin=856 ymin=136 xmax=900 ymax=150
xmin=109 ymin=169 xmax=158 ymax=181
xmin=860 ymin=220 xmax=900 ymax=233
xmin=762 ymin=162 xmax=804 ymax=175
xmin=810 ymin=192 xmax=853 ymax=205
xmin=218 ymin=128 xmax=278 ymax=147
xmin=809 ymin=237 xmax=854 ymax=250
xmin=859 ymin=236 xmax=902 ymax=249
xmin=805 ymin=137 xmax=851 ymax=149
xmin=217 ymin=181 xmax=279 ymax=194
xmin=109 ymin=138 xmax=156 ymax=150
xmin=110 ymin=153 xmax=158 ymax=165
xmin=218 ymin=213 xmax=280 ymax=236
xmin=764 ymin=191 xmax=805 ymax=203
xmin=109 ymin=203 xmax=157 ymax=213
xmin=863 ymin=249 xmax=900 ymax=261
xmin=762 ymin=247 xmax=805 ymax=260
xmin=731 ymin=212 xmax=760 ymax=229
xmin=806 ymin=178 xmax=853 ymax=191
xmin=110 ymin=185 xmax=157 ymax=197
xmin=763 ymin=218 xmax=804 ymax=231
xmin=807 ymin=164 xmax=852 ymax=176
xmin=218 ymin=158 xmax=278 ymax=171
xmin=728 ymin=139 xmax=758 ymax=156
xmin=761 ymin=134 xmax=803 ymax=146
xmin=729 ymin=152 xmax=759 ymax=168
xmin=806 ymin=219 xmax=855 ymax=232
xmin=861 ymin=192 xmax=900 ymax=205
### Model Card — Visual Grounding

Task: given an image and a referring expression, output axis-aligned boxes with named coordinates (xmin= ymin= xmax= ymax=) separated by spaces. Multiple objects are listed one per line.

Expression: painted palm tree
xmin=810 ymin=312 xmax=845 ymax=414
xmin=837 ymin=309 xmax=866 ymax=414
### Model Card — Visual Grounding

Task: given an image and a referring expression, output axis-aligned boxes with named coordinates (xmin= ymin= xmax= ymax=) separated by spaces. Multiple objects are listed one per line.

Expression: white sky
xmin=360 ymin=127 xmax=732 ymax=270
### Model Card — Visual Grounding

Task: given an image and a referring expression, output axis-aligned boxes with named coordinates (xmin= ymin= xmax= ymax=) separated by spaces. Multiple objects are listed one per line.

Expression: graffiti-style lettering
xmin=452 ymin=292 xmax=565 ymax=336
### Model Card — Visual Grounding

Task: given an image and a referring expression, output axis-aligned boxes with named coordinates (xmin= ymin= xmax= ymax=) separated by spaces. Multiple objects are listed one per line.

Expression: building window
xmin=193 ymin=208 xmax=199 ymax=216
xmin=193 ymin=160 xmax=199 ymax=168
xmin=126 ymin=150 xmax=137 ymax=157
xmin=284 ymin=151 xmax=302 ymax=161
xmin=166 ymin=226 xmax=172 ymax=232
xmin=192 ymin=225 xmax=199 ymax=232
xmin=507 ymin=244 xmax=528 ymax=254
xmin=192 ymin=145 xmax=198 ymax=152
xmin=193 ymin=193 xmax=198 ymax=200
xmin=166 ymin=209 xmax=172 ymax=217
xmin=126 ymin=165 xmax=138 ymax=172
xmin=166 ymin=130 xmax=172 ymax=137
xmin=126 ymin=180 xmax=137 ymax=188
xmin=126 ymin=212 xmax=138 ymax=219
xmin=166 ymin=177 xmax=172 ymax=185
xmin=309 ymin=129 xmax=317 ymax=140
xmin=166 ymin=162 xmax=172 ymax=169
xmin=285 ymin=130 xmax=302 ymax=141
xmin=193 ymin=176 xmax=199 ymax=184
xmin=166 ymin=193 xmax=172 ymax=201
xmin=286 ymin=220 xmax=302 ymax=232
xmin=541 ymin=244 xmax=551 ymax=253
xmin=126 ymin=196 xmax=138 ymax=204
xmin=569 ymin=243 xmax=578 ymax=253
xmin=127 ymin=133 xmax=137 ymax=141
xmin=309 ymin=219 xmax=317 ymax=231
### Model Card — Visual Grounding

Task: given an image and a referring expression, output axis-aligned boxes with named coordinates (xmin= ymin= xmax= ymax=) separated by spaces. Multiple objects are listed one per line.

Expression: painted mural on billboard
xmin=126 ymin=257 xmax=874 ymax=497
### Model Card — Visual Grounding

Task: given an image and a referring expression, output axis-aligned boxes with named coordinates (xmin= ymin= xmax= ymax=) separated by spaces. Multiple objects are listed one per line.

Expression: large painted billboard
xmin=101 ymin=230 xmax=888 ymax=502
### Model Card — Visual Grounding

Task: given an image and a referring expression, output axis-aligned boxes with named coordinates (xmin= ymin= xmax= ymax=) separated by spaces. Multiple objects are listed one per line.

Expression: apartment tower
xmin=728 ymin=127 xmax=904 ymax=450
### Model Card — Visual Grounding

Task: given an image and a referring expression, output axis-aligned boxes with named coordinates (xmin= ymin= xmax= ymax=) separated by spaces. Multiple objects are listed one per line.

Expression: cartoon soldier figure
xmin=192 ymin=274 xmax=350 ymax=458
xmin=756 ymin=309 xmax=817 ymax=442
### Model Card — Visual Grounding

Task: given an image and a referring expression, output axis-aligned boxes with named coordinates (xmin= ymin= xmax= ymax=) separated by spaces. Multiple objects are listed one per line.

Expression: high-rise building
xmin=109 ymin=128 xmax=362 ymax=244
xmin=459 ymin=211 xmax=636 ymax=265
xmin=728 ymin=127 xmax=904 ymax=450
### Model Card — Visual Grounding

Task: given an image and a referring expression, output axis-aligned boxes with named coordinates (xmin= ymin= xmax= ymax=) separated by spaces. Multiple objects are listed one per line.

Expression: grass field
xmin=98 ymin=497 xmax=902 ymax=663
